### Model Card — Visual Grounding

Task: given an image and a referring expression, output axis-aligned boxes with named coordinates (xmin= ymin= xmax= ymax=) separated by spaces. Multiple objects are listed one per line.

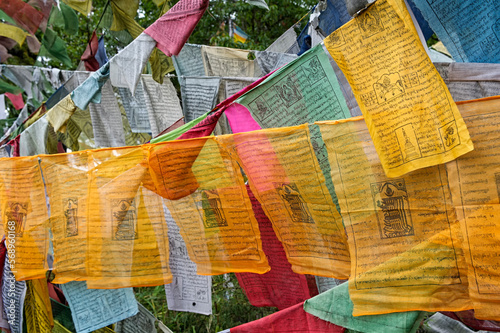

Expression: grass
xmin=134 ymin=274 xmax=277 ymax=332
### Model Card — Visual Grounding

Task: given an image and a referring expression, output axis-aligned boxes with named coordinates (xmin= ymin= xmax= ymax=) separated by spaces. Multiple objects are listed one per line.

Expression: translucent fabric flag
xmin=202 ymin=45 xmax=258 ymax=77
xmin=324 ymin=0 xmax=473 ymax=177
xmin=86 ymin=146 xmax=171 ymax=288
xmin=304 ymin=281 xmax=424 ymax=333
xmin=149 ymin=137 xmax=270 ymax=275
xmin=25 ymin=278 xmax=53 ymax=333
xmin=219 ymin=125 xmax=350 ymax=278
xmin=435 ymin=62 xmax=500 ymax=102
xmin=228 ymin=301 xmax=344 ymax=333
xmin=40 ymin=152 xmax=89 ymax=284
xmin=61 ymin=0 xmax=91 ymax=16
xmin=172 ymin=43 xmax=205 ymax=77
xmin=144 ymin=0 xmax=209 ymax=57
xmin=317 ymin=118 xmax=471 ymax=316
xmin=0 ymin=23 xmax=28 ymax=47
xmin=0 ymin=157 xmax=49 ymax=280
xmin=235 ymin=186 xmax=314 ymax=310
xmin=411 ymin=0 xmax=500 ymax=63
xmin=446 ymin=96 xmax=500 ymax=320
xmin=0 ymin=0 xmax=44 ymax=34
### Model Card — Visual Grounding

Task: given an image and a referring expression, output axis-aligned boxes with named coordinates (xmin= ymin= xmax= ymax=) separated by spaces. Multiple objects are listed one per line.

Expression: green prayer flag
xmin=0 ymin=9 xmax=17 ymax=25
xmin=48 ymin=3 xmax=79 ymax=36
xmin=303 ymin=282 xmax=424 ymax=333
xmin=0 ymin=78 xmax=23 ymax=94
xmin=40 ymin=28 xmax=73 ymax=67
xmin=149 ymin=48 xmax=175 ymax=85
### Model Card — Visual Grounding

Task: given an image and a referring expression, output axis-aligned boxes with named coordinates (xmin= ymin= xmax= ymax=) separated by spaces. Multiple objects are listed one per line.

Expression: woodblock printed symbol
xmin=250 ymin=97 xmax=271 ymax=121
xmin=326 ymin=30 xmax=346 ymax=47
xmin=358 ymin=9 xmax=384 ymax=38
xmin=395 ymin=124 xmax=421 ymax=163
xmin=5 ymin=202 xmax=28 ymax=237
xmin=274 ymin=75 xmax=302 ymax=108
xmin=275 ymin=183 xmax=314 ymax=223
xmin=112 ymin=199 xmax=138 ymax=240
xmin=439 ymin=121 xmax=460 ymax=151
xmin=201 ymin=189 xmax=228 ymax=228
xmin=63 ymin=198 xmax=78 ymax=237
xmin=371 ymin=179 xmax=414 ymax=239
xmin=303 ymin=56 xmax=326 ymax=85
xmin=373 ymin=73 xmax=405 ymax=104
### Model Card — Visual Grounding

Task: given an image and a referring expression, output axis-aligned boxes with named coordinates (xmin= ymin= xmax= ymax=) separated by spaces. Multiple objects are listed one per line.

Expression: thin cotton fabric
xmin=324 ymin=0 xmax=473 ymax=177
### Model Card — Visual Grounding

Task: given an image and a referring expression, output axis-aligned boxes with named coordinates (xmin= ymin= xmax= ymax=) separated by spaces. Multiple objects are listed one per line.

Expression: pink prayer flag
xmin=5 ymin=92 xmax=24 ymax=110
xmin=144 ymin=0 xmax=209 ymax=57
xmin=230 ymin=302 xmax=345 ymax=333
xmin=225 ymin=103 xmax=261 ymax=133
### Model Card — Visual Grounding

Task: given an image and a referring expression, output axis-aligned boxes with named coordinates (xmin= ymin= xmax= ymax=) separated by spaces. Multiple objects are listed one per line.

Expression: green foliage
xmin=190 ymin=0 xmax=317 ymax=50
xmin=135 ymin=274 xmax=277 ymax=332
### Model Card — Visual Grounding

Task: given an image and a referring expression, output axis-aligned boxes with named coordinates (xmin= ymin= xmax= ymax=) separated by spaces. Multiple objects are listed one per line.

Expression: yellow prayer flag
xmin=0 ymin=157 xmax=49 ymax=280
xmin=61 ymin=0 xmax=92 ymax=16
xmin=149 ymin=137 xmax=270 ymax=275
xmin=25 ymin=278 xmax=54 ymax=332
xmin=86 ymin=146 xmax=172 ymax=288
xmin=46 ymin=95 xmax=78 ymax=133
xmin=317 ymin=118 xmax=471 ymax=316
xmin=324 ymin=0 xmax=473 ymax=177
xmin=446 ymin=96 xmax=500 ymax=320
xmin=41 ymin=153 xmax=89 ymax=283
xmin=219 ymin=125 xmax=351 ymax=279
xmin=0 ymin=23 xmax=28 ymax=46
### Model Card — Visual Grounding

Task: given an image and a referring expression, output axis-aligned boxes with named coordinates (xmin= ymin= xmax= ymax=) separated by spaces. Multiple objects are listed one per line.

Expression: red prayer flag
xmin=81 ymin=31 xmax=100 ymax=71
xmin=235 ymin=187 xmax=315 ymax=310
xmin=144 ymin=0 xmax=209 ymax=56
xmin=230 ymin=302 xmax=345 ymax=333
xmin=5 ymin=92 xmax=24 ymax=110
xmin=0 ymin=0 xmax=45 ymax=34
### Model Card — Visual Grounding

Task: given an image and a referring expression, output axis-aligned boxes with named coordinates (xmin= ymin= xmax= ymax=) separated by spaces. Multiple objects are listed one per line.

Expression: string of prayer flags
xmin=324 ymin=0 xmax=473 ymax=177
xmin=149 ymin=136 xmax=270 ymax=275
xmin=219 ymin=125 xmax=350 ymax=278
xmin=235 ymin=186 xmax=314 ymax=310
xmin=109 ymin=33 xmax=156 ymax=95
xmin=61 ymin=281 xmax=138 ymax=333
xmin=0 ymin=156 xmax=49 ymax=280
xmin=411 ymin=0 xmax=499 ymax=63
xmin=303 ymin=282 xmax=425 ymax=333
xmin=144 ymin=0 xmax=209 ymax=57
xmin=317 ymin=117 xmax=471 ymax=315
xmin=227 ymin=302 xmax=345 ymax=333
xmin=445 ymin=96 xmax=500 ymax=320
